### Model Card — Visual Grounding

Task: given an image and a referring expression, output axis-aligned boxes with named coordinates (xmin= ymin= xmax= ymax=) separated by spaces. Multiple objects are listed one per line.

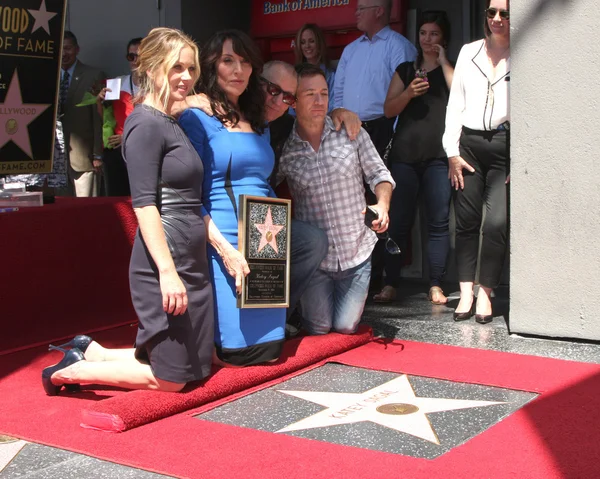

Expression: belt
xmin=462 ymin=125 xmax=508 ymax=137
xmin=362 ymin=116 xmax=393 ymax=129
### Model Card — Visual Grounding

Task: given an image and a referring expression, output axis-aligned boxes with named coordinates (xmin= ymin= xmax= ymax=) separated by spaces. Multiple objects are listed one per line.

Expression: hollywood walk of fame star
xmin=28 ymin=0 xmax=58 ymax=35
xmin=277 ymin=375 xmax=505 ymax=444
xmin=0 ymin=70 xmax=51 ymax=159
xmin=254 ymin=206 xmax=284 ymax=254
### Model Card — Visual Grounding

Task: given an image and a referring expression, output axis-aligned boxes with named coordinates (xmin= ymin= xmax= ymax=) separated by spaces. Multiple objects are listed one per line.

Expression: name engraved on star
xmin=277 ymin=375 xmax=506 ymax=445
xmin=329 ymin=390 xmax=398 ymax=419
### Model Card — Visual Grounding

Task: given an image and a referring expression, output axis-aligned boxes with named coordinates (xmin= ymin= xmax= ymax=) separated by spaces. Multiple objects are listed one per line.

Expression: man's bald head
xmin=262 ymin=61 xmax=298 ymax=123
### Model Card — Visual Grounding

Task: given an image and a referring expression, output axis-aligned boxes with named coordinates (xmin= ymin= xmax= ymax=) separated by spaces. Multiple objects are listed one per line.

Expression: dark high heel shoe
xmin=453 ymin=300 xmax=474 ymax=321
xmin=475 ymin=313 xmax=493 ymax=324
xmin=42 ymin=348 xmax=85 ymax=396
xmin=49 ymin=335 xmax=92 ymax=354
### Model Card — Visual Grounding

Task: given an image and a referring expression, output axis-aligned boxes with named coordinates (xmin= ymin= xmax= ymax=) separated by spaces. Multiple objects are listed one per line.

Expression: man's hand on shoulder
xmin=330 ymin=108 xmax=361 ymax=141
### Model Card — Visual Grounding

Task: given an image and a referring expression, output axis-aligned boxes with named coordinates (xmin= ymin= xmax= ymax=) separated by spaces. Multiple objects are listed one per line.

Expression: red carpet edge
xmin=80 ymin=325 xmax=373 ymax=432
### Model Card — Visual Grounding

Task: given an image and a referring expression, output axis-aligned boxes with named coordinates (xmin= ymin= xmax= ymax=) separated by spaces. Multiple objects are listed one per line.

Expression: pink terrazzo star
xmin=0 ymin=70 xmax=51 ymax=158
xmin=254 ymin=206 xmax=284 ymax=254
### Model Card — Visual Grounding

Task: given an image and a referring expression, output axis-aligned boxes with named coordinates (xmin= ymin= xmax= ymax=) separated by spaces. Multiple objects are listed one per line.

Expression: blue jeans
xmin=385 ymin=158 xmax=451 ymax=288
xmin=289 ymin=219 xmax=328 ymax=319
xmin=300 ymin=258 xmax=371 ymax=335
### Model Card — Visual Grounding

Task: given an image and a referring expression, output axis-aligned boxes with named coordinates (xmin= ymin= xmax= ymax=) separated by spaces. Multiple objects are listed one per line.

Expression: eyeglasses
xmin=260 ymin=76 xmax=296 ymax=105
xmin=486 ymin=8 xmax=510 ymax=20
xmin=126 ymin=53 xmax=139 ymax=62
xmin=355 ymin=5 xmax=380 ymax=14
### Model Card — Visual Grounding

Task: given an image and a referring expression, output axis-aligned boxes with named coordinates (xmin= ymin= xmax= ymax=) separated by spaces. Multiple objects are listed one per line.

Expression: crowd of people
xmin=41 ymin=0 xmax=510 ymax=395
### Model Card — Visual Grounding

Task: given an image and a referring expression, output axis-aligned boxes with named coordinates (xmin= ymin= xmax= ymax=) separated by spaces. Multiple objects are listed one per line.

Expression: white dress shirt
xmin=443 ymin=39 xmax=510 ymax=158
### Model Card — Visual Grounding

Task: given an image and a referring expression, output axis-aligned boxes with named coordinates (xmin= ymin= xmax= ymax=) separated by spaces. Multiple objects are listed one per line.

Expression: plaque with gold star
xmin=0 ymin=0 xmax=67 ymax=175
xmin=237 ymin=195 xmax=291 ymax=308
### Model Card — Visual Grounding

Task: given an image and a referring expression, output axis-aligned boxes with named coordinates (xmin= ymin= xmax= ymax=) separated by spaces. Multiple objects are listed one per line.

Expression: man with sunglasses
xmin=96 ymin=37 xmax=143 ymax=196
xmin=261 ymin=60 xmax=361 ymax=175
xmin=277 ymin=64 xmax=394 ymax=336
xmin=260 ymin=61 xmax=364 ymax=336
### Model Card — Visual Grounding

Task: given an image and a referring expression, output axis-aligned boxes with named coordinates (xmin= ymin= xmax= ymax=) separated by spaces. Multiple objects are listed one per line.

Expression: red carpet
xmin=0 ymin=197 xmax=138 ymax=355
xmin=81 ymin=326 xmax=372 ymax=431
xmin=1 ymin=334 xmax=599 ymax=478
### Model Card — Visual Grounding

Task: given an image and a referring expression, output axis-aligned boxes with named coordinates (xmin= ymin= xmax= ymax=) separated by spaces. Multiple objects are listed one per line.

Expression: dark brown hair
xmin=415 ymin=11 xmax=451 ymax=69
xmin=198 ymin=30 xmax=265 ymax=134
xmin=484 ymin=0 xmax=492 ymax=36
xmin=295 ymin=63 xmax=327 ymax=82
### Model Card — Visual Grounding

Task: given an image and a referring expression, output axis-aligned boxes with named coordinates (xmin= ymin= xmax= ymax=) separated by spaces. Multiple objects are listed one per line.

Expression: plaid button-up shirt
xmin=277 ymin=116 xmax=395 ymax=272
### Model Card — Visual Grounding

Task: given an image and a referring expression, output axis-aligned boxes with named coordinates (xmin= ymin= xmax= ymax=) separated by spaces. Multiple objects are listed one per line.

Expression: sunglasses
xmin=260 ymin=76 xmax=296 ymax=105
xmin=486 ymin=8 xmax=509 ymax=20
xmin=378 ymin=232 xmax=401 ymax=255
xmin=126 ymin=53 xmax=139 ymax=62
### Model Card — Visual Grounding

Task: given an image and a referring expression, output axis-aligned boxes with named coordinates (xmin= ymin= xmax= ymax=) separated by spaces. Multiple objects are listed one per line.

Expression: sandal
xmin=373 ymin=285 xmax=397 ymax=303
xmin=428 ymin=286 xmax=448 ymax=305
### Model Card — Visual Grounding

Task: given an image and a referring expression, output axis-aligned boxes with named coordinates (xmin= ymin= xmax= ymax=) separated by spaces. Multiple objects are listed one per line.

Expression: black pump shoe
xmin=42 ymin=348 xmax=85 ymax=396
xmin=49 ymin=335 xmax=93 ymax=354
xmin=453 ymin=300 xmax=474 ymax=321
xmin=475 ymin=314 xmax=493 ymax=324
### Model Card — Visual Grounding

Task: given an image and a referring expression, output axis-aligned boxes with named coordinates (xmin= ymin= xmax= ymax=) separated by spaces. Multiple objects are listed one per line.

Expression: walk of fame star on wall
xmin=28 ymin=0 xmax=58 ymax=35
xmin=0 ymin=70 xmax=51 ymax=159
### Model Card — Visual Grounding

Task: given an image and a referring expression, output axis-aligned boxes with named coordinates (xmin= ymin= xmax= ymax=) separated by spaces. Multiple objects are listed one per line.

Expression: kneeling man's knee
xmin=333 ymin=324 xmax=358 ymax=335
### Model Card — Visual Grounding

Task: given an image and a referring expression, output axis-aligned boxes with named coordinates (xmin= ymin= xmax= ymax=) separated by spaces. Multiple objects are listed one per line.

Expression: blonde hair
xmin=134 ymin=27 xmax=200 ymax=111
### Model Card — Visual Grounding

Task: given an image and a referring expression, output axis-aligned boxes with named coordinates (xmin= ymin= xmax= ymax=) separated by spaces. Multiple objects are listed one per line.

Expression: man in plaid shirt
xmin=277 ymin=64 xmax=395 ymax=335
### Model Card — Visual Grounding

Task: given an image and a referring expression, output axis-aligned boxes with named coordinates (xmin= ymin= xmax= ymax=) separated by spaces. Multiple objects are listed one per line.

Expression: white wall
xmin=510 ymin=0 xmax=600 ymax=340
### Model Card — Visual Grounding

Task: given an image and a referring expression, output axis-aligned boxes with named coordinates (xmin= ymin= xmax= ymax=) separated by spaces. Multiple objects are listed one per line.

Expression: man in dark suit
xmin=60 ymin=31 xmax=106 ymax=196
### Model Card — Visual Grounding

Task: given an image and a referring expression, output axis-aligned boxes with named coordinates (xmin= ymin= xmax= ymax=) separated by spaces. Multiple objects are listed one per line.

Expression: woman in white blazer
xmin=442 ymin=0 xmax=510 ymax=324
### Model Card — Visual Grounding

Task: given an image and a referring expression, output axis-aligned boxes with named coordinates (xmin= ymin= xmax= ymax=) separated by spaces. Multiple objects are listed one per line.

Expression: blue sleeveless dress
xmin=179 ymin=109 xmax=285 ymax=365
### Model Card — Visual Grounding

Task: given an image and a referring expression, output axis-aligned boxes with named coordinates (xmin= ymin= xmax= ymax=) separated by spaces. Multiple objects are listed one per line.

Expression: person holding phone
xmin=374 ymin=11 xmax=454 ymax=304
xmin=277 ymin=64 xmax=394 ymax=336
xmin=443 ymin=0 xmax=510 ymax=324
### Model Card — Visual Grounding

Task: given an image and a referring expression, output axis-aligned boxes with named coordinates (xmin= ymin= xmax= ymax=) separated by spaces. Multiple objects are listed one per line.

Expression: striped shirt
xmin=277 ymin=116 xmax=395 ymax=272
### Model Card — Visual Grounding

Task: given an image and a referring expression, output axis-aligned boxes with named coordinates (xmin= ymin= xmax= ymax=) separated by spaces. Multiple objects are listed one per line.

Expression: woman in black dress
xmin=374 ymin=11 xmax=454 ymax=305
xmin=41 ymin=27 xmax=214 ymax=395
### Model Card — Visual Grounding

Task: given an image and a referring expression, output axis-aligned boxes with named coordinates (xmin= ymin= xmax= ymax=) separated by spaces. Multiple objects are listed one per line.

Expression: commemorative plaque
xmin=237 ymin=195 xmax=291 ymax=309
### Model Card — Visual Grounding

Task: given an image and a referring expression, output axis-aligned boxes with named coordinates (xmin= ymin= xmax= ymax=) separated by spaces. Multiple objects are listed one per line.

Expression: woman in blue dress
xmin=179 ymin=30 xmax=286 ymax=366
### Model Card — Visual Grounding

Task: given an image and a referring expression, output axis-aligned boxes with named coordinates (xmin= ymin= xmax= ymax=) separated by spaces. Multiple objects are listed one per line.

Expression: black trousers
xmin=454 ymin=127 xmax=509 ymax=288
xmin=362 ymin=116 xmax=396 ymax=291
xmin=103 ymin=146 xmax=131 ymax=197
